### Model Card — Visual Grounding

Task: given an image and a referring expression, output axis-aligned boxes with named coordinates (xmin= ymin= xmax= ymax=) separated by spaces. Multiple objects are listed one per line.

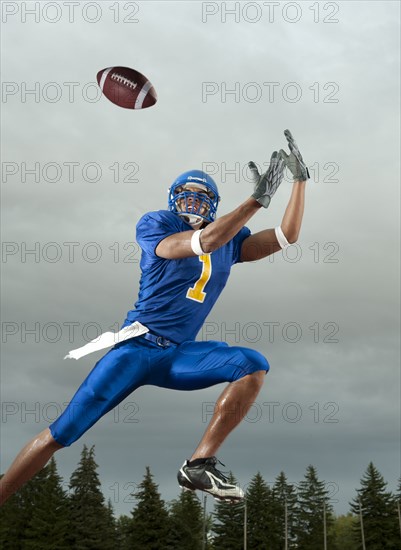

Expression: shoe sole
xmin=179 ymin=484 xmax=244 ymax=503
xmin=177 ymin=468 xmax=244 ymax=502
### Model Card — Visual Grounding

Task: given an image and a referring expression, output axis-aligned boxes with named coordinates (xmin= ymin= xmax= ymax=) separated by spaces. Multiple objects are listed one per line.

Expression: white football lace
xmin=111 ymin=73 xmax=137 ymax=90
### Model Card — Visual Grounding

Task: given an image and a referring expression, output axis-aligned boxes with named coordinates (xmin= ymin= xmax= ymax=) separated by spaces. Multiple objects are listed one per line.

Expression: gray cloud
xmin=1 ymin=0 xmax=400 ymax=517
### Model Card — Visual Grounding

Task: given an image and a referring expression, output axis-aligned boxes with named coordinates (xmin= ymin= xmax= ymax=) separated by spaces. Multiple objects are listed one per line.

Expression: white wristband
xmin=191 ymin=229 xmax=207 ymax=255
xmin=275 ymin=226 xmax=290 ymax=249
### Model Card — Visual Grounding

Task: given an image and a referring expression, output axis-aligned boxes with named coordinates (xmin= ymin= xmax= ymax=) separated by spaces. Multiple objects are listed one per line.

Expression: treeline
xmin=1 ymin=445 xmax=400 ymax=549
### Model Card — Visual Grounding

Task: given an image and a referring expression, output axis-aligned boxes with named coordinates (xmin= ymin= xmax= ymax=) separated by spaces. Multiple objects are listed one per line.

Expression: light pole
xmin=243 ymin=496 xmax=247 ymax=550
xmin=284 ymin=498 xmax=288 ymax=550
xmin=359 ymin=497 xmax=366 ymax=550
xmin=202 ymin=494 xmax=207 ymax=550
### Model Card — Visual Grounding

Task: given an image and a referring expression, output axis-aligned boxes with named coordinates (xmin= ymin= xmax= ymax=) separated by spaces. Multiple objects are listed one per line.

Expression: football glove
xmin=250 ymin=151 xmax=286 ymax=208
xmin=280 ymin=129 xmax=310 ymax=182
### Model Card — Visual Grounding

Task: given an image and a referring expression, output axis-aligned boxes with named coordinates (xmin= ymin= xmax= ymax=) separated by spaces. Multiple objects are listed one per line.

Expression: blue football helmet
xmin=168 ymin=170 xmax=220 ymax=226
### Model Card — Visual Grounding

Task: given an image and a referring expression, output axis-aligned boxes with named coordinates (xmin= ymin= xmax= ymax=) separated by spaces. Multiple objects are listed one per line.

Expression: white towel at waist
xmin=64 ymin=321 xmax=149 ymax=360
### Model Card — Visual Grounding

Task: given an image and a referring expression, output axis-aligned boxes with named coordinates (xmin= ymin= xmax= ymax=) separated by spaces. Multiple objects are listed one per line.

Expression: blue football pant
xmin=49 ymin=336 xmax=269 ymax=447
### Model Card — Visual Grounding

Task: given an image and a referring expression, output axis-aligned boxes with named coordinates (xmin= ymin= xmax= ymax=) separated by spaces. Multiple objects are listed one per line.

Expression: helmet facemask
xmin=169 ymin=183 xmax=218 ymax=226
xmin=173 ymin=185 xmax=211 ymax=226
xmin=168 ymin=171 xmax=220 ymax=225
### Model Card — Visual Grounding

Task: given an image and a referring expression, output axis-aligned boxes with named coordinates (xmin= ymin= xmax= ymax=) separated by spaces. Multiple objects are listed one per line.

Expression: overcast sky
xmin=1 ymin=1 xmax=400 ymax=517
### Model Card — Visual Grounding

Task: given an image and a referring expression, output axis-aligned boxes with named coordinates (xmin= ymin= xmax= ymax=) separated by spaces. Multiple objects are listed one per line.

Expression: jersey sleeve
xmin=232 ymin=226 xmax=251 ymax=264
xmin=136 ymin=211 xmax=182 ymax=257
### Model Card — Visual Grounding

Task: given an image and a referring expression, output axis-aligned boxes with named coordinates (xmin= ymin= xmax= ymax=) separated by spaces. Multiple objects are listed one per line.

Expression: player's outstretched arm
xmin=156 ymin=150 xmax=287 ymax=260
xmin=240 ymin=180 xmax=306 ymax=261
xmin=156 ymin=197 xmax=262 ymax=259
xmin=240 ymin=130 xmax=309 ymax=262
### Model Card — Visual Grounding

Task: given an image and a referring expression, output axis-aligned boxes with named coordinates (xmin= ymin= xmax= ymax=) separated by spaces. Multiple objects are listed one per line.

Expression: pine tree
xmin=350 ymin=462 xmax=399 ymax=549
xmin=329 ymin=514 xmax=358 ymax=550
xmin=296 ymin=465 xmax=334 ymax=550
xmin=396 ymin=477 xmax=401 ymax=541
xmin=129 ymin=466 xmax=170 ymax=549
xmin=167 ymin=489 xmax=204 ymax=549
xmin=24 ymin=457 xmax=70 ymax=549
xmin=103 ymin=498 xmax=117 ymax=548
xmin=213 ymin=473 xmax=244 ymax=550
xmin=68 ymin=444 xmax=117 ymax=549
xmin=272 ymin=471 xmax=298 ymax=549
xmin=0 ymin=474 xmax=25 ymax=549
xmin=0 ymin=466 xmax=56 ymax=548
xmin=17 ymin=467 xmax=50 ymax=542
xmin=115 ymin=515 xmax=133 ymax=550
xmin=245 ymin=472 xmax=274 ymax=549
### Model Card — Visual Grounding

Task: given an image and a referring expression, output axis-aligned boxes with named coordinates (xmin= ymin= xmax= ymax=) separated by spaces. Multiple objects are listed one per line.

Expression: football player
xmin=0 ymin=130 xmax=309 ymax=504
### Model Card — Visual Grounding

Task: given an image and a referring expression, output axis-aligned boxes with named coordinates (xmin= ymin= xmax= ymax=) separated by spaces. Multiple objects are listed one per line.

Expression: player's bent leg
xmin=155 ymin=340 xmax=269 ymax=391
xmin=0 ymin=427 xmax=62 ymax=506
xmin=177 ymin=371 xmax=265 ymax=502
xmin=166 ymin=341 xmax=268 ymax=501
xmin=189 ymin=369 xmax=265 ymax=460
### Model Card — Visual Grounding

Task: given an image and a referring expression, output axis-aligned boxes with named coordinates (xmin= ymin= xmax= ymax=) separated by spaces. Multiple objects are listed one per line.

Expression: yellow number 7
xmin=186 ymin=255 xmax=212 ymax=303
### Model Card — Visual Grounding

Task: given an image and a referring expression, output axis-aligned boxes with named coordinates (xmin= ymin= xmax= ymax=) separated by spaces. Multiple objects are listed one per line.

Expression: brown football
xmin=96 ymin=66 xmax=157 ymax=109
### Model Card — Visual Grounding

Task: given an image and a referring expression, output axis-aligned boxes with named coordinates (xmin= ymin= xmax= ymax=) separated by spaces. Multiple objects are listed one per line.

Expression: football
xmin=96 ymin=66 xmax=157 ymax=109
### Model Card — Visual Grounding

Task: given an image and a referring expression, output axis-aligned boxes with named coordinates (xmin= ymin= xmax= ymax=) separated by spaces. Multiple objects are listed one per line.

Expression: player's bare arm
xmin=156 ymin=197 xmax=262 ymax=259
xmin=240 ymin=180 xmax=306 ymax=262
xmin=157 ymin=146 xmax=289 ymax=260
xmin=159 ymin=129 xmax=309 ymax=263
xmin=241 ymin=129 xmax=310 ymax=262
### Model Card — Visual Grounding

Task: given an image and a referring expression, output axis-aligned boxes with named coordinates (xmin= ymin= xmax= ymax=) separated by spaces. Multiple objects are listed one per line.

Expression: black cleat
xmin=177 ymin=457 xmax=244 ymax=501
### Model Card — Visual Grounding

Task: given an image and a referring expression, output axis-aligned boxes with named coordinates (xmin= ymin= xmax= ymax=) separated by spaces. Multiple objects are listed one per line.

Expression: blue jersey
xmin=126 ymin=210 xmax=251 ymax=343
